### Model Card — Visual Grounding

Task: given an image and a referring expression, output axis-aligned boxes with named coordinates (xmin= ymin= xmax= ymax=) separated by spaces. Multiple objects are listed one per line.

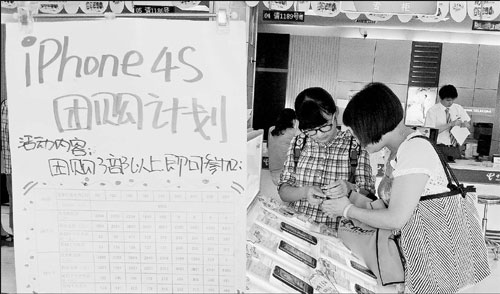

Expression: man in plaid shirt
xmin=1 ymin=98 xmax=13 ymax=245
xmin=278 ymin=87 xmax=375 ymax=228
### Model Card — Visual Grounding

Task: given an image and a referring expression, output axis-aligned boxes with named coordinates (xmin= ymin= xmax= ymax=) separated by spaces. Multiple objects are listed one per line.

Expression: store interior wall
xmin=286 ymin=36 xmax=340 ymax=108
xmin=252 ymin=31 xmax=500 ymax=157
xmin=251 ymin=1 xmax=500 ymax=157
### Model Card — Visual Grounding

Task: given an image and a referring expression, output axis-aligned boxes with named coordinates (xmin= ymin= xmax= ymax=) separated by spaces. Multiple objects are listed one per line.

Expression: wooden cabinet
xmin=373 ymin=40 xmax=412 ymax=85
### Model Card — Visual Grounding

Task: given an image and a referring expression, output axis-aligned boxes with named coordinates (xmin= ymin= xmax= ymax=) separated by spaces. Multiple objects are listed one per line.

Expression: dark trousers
xmin=437 ymin=144 xmax=461 ymax=162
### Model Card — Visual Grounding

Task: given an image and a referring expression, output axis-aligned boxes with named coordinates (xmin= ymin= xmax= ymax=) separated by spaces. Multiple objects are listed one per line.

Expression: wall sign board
xmin=472 ymin=20 xmax=500 ymax=31
xmin=6 ymin=19 xmax=248 ymax=293
xmin=263 ymin=10 xmax=305 ymax=21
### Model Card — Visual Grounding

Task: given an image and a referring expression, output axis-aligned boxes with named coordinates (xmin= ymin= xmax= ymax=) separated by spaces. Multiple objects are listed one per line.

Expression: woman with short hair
xmin=321 ymin=82 xmax=490 ymax=293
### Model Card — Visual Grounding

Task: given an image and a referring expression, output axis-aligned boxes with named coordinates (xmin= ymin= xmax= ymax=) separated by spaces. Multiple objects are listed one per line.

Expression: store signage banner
xmin=262 ymin=10 xmax=305 ymax=21
xmin=6 ymin=19 xmax=247 ymax=293
xmin=340 ymin=1 xmax=438 ymax=15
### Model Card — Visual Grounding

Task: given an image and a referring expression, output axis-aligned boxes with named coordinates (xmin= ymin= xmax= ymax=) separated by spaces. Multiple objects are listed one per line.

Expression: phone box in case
xmin=271 ymin=265 xmax=314 ymax=294
xmin=280 ymin=222 xmax=318 ymax=245
xmin=255 ymin=212 xmax=317 ymax=251
xmin=315 ymin=258 xmax=379 ymax=294
xmin=278 ymin=240 xmax=317 ymax=269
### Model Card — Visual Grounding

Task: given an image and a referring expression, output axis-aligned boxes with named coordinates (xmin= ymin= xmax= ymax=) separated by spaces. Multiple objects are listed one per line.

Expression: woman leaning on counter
xmin=321 ymin=82 xmax=490 ymax=293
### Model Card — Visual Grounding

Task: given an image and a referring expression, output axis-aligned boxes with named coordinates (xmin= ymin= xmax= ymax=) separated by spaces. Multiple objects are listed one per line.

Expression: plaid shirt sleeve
xmin=355 ymin=147 xmax=376 ymax=194
xmin=277 ymin=133 xmax=301 ymax=188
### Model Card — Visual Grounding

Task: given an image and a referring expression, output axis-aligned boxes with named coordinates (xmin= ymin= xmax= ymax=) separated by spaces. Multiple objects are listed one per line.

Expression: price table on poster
xmin=29 ymin=188 xmax=238 ymax=293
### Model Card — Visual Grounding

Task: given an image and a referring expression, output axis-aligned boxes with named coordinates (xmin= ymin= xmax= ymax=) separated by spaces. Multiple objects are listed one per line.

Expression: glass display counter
xmin=246 ymin=194 xmax=397 ymax=294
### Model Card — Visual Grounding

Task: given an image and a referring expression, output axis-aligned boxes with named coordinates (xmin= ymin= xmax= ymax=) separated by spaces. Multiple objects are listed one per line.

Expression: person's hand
xmin=459 ymin=121 xmax=468 ymax=128
xmin=322 ymin=180 xmax=349 ymax=199
xmin=304 ymin=186 xmax=325 ymax=206
xmin=321 ymin=196 xmax=351 ymax=217
xmin=451 ymin=119 xmax=462 ymax=127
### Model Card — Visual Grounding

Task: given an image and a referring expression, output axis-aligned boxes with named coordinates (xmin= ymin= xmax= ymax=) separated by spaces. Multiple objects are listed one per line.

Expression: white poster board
xmin=6 ymin=19 xmax=247 ymax=293
xmin=404 ymin=86 xmax=437 ymax=127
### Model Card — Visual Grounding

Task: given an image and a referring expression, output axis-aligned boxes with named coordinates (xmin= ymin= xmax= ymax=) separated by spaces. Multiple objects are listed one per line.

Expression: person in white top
xmin=424 ymin=84 xmax=471 ymax=162
xmin=321 ymin=82 xmax=490 ymax=293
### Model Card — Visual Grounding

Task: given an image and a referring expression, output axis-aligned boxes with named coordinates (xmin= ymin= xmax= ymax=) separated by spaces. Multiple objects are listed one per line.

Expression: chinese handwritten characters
xmin=52 ymin=93 xmax=228 ymax=141
xmin=48 ymin=153 xmax=241 ymax=177
xmin=18 ymin=135 xmax=89 ymax=156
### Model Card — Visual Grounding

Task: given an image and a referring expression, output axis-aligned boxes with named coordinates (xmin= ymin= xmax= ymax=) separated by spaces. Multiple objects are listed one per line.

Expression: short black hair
xmin=438 ymin=84 xmax=458 ymax=100
xmin=343 ymin=82 xmax=403 ymax=146
xmin=294 ymin=87 xmax=337 ymax=130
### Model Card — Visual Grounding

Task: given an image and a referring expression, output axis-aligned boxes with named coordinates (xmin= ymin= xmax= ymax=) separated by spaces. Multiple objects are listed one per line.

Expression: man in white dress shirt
xmin=425 ymin=84 xmax=471 ymax=162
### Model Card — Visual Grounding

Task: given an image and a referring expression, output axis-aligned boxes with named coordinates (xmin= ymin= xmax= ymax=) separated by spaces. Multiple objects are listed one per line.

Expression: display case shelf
xmin=246 ymin=195 xmax=398 ymax=293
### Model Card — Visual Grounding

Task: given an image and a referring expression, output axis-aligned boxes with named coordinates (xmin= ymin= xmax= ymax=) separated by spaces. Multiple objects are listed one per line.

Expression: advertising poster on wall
xmin=6 ymin=19 xmax=247 ymax=293
xmin=404 ymin=86 xmax=437 ymax=126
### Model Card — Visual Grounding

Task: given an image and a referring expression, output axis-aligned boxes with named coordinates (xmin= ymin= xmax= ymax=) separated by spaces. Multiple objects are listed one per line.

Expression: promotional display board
xmin=6 ymin=19 xmax=247 ymax=293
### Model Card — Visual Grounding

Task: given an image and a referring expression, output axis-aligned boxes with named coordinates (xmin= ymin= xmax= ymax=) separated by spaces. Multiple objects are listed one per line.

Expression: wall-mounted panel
xmin=408 ymin=42 xmax=442 ymax=88
xmin=439 ymin=43 xmax=478 ymax=88
xmin=373 ymin=40 xmax=412 ymax=85
xmin=473 ymin=89 xmax=498 ymax=108
xmin=334 ymin=81 xmax=366 ymax=101
xmin=286 ymin=35 xmax=340 ymax=108
xmin=338 ymin=38 xmax=376 ymax=82
xmin=453 ymin=87 xmax=474 ymax=107
xmin=475 ymin=45 xmax=500 ymax=90
xmin=386 ymin=83 xmax=409 ymax=104
xmin=471 ymin=114 xmax=494 ymax=124
xmin=335 ymin=82 xmax=407 ymax=104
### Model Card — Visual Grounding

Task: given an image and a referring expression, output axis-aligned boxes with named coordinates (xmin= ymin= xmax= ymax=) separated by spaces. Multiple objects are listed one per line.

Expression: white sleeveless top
xmin=378 ymin=131 xmax=449 ymax=204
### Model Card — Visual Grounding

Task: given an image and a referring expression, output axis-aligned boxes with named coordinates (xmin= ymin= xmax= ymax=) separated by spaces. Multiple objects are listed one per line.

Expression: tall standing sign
xmin=6 ymin=19 xmax=247 ymax=293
